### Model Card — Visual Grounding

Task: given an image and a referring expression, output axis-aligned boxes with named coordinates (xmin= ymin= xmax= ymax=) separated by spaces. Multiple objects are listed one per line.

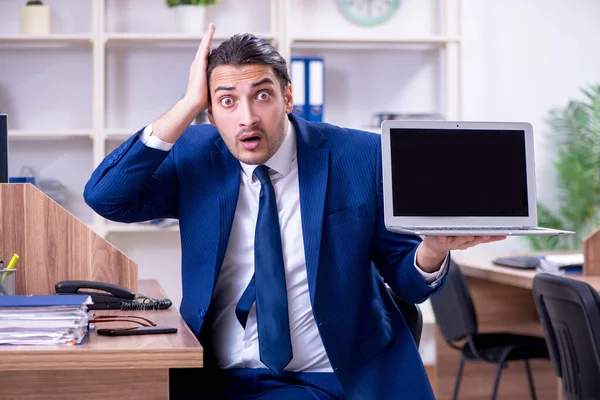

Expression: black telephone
xmin=55 ymin=280 xmax=136 ymax=310
xmin=55 ymin=280 xmax=172 ymax=311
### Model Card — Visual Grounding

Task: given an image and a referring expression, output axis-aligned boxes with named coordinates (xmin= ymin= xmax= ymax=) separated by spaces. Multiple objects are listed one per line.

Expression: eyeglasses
xmin=89 ymin=315 xmax=157 ymax=331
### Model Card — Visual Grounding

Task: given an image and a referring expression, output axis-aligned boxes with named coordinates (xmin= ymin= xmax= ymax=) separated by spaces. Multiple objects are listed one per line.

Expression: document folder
xmin=0 ymin=294 xmax=91 ymax=345
xmin=0 ymin=294 xmax=91 ymax=307
xmin=291 ymin=58 xmax=308 ymax=119
xmin=307 ymin=58 xmax=324 ymax=122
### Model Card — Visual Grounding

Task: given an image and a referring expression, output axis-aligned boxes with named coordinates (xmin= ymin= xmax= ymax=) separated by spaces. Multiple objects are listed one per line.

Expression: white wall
xmin=461 ymin=0 xmax=600 ymax=256
xmin=106 ymin=231 xmax=183 ymax=306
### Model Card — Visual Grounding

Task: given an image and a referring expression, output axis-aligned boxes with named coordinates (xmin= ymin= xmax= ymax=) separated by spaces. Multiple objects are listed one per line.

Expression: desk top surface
xmin=0 ymin=280 xmax=203 ymax=371
xmin=452 ymin=249 xmax=600 ymax=292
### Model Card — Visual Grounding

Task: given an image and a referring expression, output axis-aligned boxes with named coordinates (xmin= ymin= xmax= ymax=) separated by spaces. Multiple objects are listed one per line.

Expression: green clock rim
xmin=338 ymin=0 xmax=401 ymax=27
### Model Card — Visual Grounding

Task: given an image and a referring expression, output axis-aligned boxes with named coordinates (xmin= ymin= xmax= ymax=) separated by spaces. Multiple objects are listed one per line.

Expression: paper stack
xmin=537 ymin=253 xmax=584 ymax=276
xmin=0 ymin=294 xmax=92 ymax=345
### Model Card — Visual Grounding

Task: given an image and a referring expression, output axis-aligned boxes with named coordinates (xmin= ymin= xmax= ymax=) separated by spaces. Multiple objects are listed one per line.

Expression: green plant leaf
xmin=166 ymin=0 xmax=218 ymax=7
xmin=530 ymin=84 xmax=600 ymax=251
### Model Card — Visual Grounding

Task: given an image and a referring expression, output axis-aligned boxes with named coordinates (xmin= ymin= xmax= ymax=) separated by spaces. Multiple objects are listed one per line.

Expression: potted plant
xmin=527 ymin=85 xmax=600 ymax=251
xmin=166 ymin=0 xmax=218 ymax=34
xmin=20 ymin=0 xmax=50 ymax=35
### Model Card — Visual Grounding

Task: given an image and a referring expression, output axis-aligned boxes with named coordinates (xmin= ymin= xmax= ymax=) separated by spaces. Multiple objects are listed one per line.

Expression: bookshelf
xmin=0 ymin=0 xmax=462 ymax=236
xmin=0 ymin=34 xmax=93 ymax=44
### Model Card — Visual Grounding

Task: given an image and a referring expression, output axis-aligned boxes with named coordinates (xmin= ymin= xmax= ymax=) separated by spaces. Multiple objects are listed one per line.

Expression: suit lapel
xmin=211 ymin=139 xmax=241 ymax=285
xmin=292 ymin=115 xmax=330 ymax=304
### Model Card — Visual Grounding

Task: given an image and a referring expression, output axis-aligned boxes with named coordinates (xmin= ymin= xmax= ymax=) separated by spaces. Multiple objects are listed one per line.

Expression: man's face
xmin=208 ymin=64 xmax=293 ymax=165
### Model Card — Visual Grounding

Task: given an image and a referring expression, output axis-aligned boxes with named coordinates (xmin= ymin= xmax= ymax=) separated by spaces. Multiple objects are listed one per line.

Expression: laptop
xmin=380 ymin=120 xmax=574 ymax=236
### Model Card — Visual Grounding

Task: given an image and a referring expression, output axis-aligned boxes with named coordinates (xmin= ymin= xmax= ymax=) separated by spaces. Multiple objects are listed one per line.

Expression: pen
xmin=2 ymin=253 xmax=19 ymax=285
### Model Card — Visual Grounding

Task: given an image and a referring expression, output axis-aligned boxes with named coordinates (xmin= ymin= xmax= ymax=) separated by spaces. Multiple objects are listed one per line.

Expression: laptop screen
xmin=390 ymin=128 xmax=529 ymax=217
xmin=0 ymin=115 xmax=7 ymax=183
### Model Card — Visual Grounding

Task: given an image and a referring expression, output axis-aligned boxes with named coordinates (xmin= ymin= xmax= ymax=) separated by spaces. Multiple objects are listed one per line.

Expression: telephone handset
xmin=55 ymin=280 xmax=172 ymax=311
xmin=55 ymin=280 xmax=136 ymax=310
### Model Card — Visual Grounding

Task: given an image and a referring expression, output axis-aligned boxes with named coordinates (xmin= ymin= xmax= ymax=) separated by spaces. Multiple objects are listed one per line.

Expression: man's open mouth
xmin=240 ymin=134 xmax=262 ymax=150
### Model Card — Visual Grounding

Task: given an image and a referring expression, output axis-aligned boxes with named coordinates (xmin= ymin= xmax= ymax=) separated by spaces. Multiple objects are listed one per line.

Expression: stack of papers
xmin=0 ymin=295 xmax=92 ymax=345
xmin=543 ymin=253 xmax=584 ymax=268
xmin=537 ymin=253 xmax=584 ymax=276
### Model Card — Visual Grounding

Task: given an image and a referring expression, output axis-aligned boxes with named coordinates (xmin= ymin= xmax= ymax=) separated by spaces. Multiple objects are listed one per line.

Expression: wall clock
xmin=338 ymin=0 xmax=401 ymax=26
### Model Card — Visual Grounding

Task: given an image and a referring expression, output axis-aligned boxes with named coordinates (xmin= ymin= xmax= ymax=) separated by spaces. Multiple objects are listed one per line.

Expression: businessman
xmin=84 ymin=24 xmax=504 ymax=400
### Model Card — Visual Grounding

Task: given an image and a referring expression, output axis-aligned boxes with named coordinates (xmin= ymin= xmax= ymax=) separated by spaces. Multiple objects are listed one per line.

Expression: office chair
xmin=388 ymin=289 xmax=423 ymax=347
xmin=430 ymin=261 xmax=549 ymax=400
xmin=532 ymin=273 xmax=600 ymax=400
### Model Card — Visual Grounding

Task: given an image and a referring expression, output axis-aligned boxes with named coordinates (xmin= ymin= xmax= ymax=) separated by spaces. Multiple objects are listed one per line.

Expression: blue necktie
xmin=235 ymin=165 xmax=293 ymax=373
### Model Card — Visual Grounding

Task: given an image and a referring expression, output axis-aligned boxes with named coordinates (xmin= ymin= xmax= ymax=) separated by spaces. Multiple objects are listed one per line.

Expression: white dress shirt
xmin=140 ymin=121 xmax=447 ymax=372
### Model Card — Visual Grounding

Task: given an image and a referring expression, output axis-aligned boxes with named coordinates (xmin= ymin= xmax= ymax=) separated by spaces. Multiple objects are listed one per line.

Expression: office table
xmin=0 ymin=279 xmax=203 ymax=400
xmin=434 ymin=249 xmax=600 ymax=400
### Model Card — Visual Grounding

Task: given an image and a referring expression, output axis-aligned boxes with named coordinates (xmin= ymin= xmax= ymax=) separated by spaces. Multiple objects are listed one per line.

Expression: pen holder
xmin=0 ymin=269 xmax=16 ymax=295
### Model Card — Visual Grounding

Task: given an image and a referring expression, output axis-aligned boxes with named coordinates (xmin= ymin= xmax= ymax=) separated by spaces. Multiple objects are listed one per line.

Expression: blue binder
xmin=290 ymin=57 xmax=324 ymax=122
xmin=0 ymin=294 xmax=91 ymax=307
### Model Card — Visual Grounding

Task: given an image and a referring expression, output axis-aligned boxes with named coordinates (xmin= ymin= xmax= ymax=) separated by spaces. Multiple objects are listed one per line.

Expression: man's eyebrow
xmin=213 ymin=78 xmax=275 ymax=94
xmin=214 ymin=85 xmax=235 ymax=93
xmin=252 ymin=78 xmax=275 ymax=88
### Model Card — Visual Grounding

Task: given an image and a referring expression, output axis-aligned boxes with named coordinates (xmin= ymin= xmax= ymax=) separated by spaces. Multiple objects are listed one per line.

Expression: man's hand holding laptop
xmin=416 ymin=235 xmax=506 ymax=273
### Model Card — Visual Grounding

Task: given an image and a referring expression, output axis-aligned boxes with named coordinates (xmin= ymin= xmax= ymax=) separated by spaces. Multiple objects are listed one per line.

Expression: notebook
xmin=380 ymin=120 xmax=574 ymax=236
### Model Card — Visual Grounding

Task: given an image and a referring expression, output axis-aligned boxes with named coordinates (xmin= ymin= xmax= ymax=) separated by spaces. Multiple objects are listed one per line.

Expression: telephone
xmin=55 ymin=280 xmax=172 ymax=311
xmin=55 ymin=280 xmax=136 ymax=310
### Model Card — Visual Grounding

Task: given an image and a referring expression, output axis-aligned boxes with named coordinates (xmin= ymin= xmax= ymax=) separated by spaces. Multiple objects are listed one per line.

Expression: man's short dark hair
xmin=207 ymin=33 xmax=291 ymax=96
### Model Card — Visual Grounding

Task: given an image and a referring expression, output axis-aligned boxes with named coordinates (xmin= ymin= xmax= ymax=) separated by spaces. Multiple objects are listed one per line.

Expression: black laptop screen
xmin=0 ymin=115 xmax=7 ymax=183
xmin=390 ymin=128 xmax=529 ymax=217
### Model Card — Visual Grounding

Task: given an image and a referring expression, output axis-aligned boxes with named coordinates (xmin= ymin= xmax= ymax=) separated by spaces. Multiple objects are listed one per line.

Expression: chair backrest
xmin=389 ymin=289 xmax=423 ymax=347
xmin=532 ymin=273 xmax=600 ymax=400
xmin=429 ymin=260 xmax=478 ymax=343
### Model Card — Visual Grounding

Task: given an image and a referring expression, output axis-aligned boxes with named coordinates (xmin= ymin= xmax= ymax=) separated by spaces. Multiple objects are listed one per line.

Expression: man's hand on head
xmin=416 ymin=235 xmax=506 ymax=273
xmin=151 ymin=23 xmax=216 ymax=144
xmin=184 ymin=22 xmax=216 ymax=113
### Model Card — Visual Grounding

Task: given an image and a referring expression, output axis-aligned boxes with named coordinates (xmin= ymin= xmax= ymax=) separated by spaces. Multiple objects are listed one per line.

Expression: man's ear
xmin=284 ymin=83 xmax=293 ymax=114
xmin=207 ymin=107 xmax=215 ymax=125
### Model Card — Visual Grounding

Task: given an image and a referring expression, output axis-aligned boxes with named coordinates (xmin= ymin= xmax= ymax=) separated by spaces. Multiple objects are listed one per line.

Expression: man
xmin=84 ymin=24 xmax=504 ymax=399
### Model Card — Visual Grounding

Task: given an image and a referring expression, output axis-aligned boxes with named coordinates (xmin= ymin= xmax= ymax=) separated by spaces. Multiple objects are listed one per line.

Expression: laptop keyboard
xmin=493 ymin=256 xmax=540 ymax=269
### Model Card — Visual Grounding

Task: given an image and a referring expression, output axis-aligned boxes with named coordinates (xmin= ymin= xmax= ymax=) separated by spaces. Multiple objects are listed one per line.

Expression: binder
xmin=307 ymin=58 xmax=324 ymax=122
xmin=290 ymin=57 xmax=325 ymax=121
xmin=290 ymin=58 xmax=308 ymax=119
xmin=0 ymin=294 xmax=91 ymax=345
xmin=0 ymin=294 xmax=91 ymax=307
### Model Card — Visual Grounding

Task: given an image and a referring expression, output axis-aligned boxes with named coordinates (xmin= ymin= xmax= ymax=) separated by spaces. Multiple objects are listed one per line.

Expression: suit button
xmin=198 ymin=309 xmax=206 ymax=318
xmin=112 ymin=154 xmax=118 ymax=161
xmin=318 ymin=322 xmax=323 ymax=327
xmin=118 ymin=148 xmax=124 ymax=155
xmin=123 ymin=142 xmax=129 ymax=150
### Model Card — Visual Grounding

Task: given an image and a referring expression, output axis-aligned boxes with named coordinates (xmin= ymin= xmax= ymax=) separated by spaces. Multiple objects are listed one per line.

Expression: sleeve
xmin=83 ymin=126 xmax=179 ymax=223
xmin=413 ymin=244 xmax=449 ymax=286
xmin=370 ymin=140 xmax=448 ymax=304
xmin=140 ymin=123 xmax=175 ymax=151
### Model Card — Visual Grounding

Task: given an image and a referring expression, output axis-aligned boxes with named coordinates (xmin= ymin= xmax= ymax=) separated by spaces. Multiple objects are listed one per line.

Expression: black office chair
xmin=532 ymin=273 xmax=600 ymax=400
xmin=389 ymin=289 xmax=423 ymax=347
xmin=430 ymin=261 xmax=549 ymax=400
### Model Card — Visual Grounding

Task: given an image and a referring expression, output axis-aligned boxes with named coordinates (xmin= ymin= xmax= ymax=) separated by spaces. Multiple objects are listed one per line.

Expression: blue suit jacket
xmin=84 ymin=114 xmax=446 ymax=399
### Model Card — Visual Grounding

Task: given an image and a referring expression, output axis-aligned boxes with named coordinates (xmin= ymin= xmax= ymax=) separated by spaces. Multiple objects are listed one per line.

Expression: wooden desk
xmin=0 ymin=280 xmax=203 ymax=400
xmin=434 ymin=249 xmax=600 ymax=400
